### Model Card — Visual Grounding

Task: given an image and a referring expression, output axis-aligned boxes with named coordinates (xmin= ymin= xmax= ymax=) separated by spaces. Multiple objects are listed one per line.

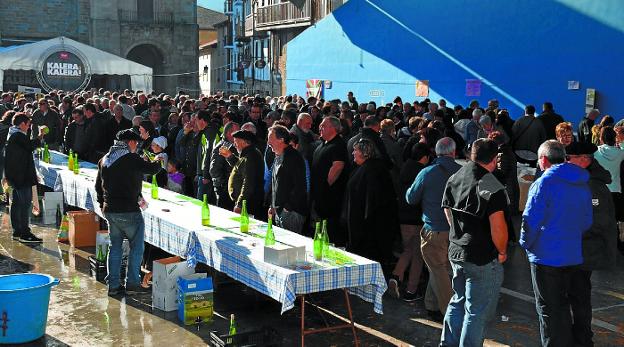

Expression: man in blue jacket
xmin=520 ymin=140 xmax=592 ymax=347
xmin=406 ymin=137 xmax=461 ymax=319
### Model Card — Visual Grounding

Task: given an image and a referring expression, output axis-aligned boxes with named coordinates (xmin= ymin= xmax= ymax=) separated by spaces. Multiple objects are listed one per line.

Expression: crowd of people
xmin=1 ymin=87 xmax=623 ymax=346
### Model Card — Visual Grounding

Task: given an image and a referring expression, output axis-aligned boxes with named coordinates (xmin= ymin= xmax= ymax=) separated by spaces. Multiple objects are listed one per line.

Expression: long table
xmin=37 ymin=151 xmax=387 ymax=345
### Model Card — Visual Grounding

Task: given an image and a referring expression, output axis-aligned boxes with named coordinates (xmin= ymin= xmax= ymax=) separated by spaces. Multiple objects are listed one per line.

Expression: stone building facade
xmin=0 ymin=0 xmax=199 ymax=95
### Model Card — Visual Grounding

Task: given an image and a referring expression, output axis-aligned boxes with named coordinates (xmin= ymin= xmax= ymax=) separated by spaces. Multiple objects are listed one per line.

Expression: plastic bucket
xmin=0 ymin=273 xmax=60 ymax=344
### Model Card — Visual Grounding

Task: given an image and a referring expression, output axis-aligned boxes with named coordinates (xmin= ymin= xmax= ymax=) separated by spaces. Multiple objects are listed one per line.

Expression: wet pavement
xmin=1 ymin=209 xmax=624 ymax=346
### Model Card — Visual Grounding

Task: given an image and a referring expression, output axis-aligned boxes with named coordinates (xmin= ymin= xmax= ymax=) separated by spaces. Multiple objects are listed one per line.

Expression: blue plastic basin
xmin=0 ymin=273 xmax=60 ymax=344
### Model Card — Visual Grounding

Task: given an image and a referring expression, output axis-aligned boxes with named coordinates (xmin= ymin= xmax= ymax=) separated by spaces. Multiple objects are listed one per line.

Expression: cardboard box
xmin=153 ymin=256 xmax=195 ymax=294
xmin=153 ymin=289 xmax=178 ymax=312
xmin=177 ymin=273 xmax=213 ymax=325
xmin=264 ymin=244 xmax=306 ymax=266
xmin=68 ymin=211 xmax=99 ymax=247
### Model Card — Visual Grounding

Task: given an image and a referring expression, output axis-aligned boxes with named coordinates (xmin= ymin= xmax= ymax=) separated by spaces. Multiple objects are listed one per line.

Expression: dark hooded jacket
xmin=580 ymin=160 xmax=617 ymax=270
xmin=344 ymin=158 xmax=399 ymax=263
xmin=5 ymin=127 xmax=40 ymax=188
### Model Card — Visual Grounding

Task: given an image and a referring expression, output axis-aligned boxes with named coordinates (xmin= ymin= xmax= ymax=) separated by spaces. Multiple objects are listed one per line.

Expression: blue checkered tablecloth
xmin=37 ymin=151 xmax=387 ymax=314
xmin=36 ymin=151 xmax=194 ymax=257
xmin=186 ymin=206 xmax=387 ymax=314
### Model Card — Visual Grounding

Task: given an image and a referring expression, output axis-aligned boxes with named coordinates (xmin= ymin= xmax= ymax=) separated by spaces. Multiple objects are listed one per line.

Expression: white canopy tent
xmin=0 ymin=36 xmax=152 ymax=93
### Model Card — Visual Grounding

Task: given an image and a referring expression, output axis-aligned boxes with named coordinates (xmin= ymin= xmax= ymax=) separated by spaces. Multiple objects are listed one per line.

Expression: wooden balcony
xmin=244 ymin=14 xmax=254 ymax=37
xmin=255 ymin=0 xmax=313 ymax=31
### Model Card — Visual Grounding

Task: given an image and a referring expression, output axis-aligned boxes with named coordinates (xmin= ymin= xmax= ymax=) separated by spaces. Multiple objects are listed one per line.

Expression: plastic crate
xmin=209 ymin=327 xmax=281 ymax=347
xmin=89 ymin=256 xmax=107 ymax=283
xmin=88 ymin=256 xmax=127 ymax=284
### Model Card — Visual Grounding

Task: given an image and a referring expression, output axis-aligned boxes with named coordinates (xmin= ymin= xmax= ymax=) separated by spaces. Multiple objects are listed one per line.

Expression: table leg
xmin=299 ymin=290 xmax=359 ymax=346
xmin=300 ymin=295 xmax=305 ymax=347
xmin=343 ymin=289 xmax=359 ymax=347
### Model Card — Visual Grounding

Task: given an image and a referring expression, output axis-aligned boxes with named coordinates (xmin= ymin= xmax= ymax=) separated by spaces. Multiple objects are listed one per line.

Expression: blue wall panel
xmin=286 ymin=0 xmax=624 ymax=126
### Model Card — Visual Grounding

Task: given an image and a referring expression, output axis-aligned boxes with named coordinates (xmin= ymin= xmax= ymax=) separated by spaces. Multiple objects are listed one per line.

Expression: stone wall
xmin=0 ymin=0 xmax=90 ymax=43
xmin=0 ymin=0 xmax=199 ymax=95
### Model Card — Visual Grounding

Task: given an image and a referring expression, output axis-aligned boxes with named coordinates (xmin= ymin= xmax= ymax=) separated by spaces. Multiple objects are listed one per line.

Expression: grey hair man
xmin=311 ymin=116 xmax=349 ymax=245
xmin=423 ymin=102 xmax=439 ymax=121
xmin=465 ymin=109 xmax=484 ymax=147
xmin=291 ymin=112 xmax=315 ymax=162
xmin=520 ymin=140 xmax=593 ymax=347
xmin=241 ymin=122 xmax=257 ymax=135
xmin=406 ymin=137 xmax=461 ymax=321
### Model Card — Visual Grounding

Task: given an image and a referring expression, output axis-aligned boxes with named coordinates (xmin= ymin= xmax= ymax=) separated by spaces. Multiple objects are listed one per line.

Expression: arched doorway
xmin=126 ymin=44 xmax=165 ymax=93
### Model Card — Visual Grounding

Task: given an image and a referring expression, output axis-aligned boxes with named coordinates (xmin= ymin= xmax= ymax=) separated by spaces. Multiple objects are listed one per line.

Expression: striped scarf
xmin=103 ymin=141 xmax=130 ymax=167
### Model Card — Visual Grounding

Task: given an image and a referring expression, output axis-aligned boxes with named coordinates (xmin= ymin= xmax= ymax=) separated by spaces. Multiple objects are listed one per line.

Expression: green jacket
xmin=228 ymin=145 xmax=264 ymax=215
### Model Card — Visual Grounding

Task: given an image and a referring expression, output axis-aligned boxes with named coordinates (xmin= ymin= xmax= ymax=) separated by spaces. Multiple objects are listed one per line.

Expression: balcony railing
xmin=256 ymin=0 xmax=312 ymax=30
xmin=118 ymin=10 xmax=174 ymax=25
xmin=244 ymin=14 xmax=254 ymax=37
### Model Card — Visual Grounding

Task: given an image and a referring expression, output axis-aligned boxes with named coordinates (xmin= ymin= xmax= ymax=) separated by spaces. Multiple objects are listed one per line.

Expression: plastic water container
xmin=0 ymin=273 xmax=60 ymax=344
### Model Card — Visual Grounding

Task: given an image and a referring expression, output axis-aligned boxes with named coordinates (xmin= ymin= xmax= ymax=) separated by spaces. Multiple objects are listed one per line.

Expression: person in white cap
xmin=150 ymin=136 xmax=168 ymax=186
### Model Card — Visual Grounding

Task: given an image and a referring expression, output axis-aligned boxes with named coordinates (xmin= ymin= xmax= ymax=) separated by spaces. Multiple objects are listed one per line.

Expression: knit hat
xmin=152 ymin=136 xmax=168 ymax=150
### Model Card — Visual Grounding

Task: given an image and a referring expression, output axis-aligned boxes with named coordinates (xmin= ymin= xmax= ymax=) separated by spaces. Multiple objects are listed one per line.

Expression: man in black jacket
xmin=538 ymin=102 xmax=565 ymax=140
xmin=180 ymin=110 xmax=218 ymax=201
xmin=578 ymin=109 xmax=599 ymax=144
xmin=84 ymin=103 xmax=109 ymax=163
xmin=5 ymin=113 xmax=44 ymax=242
xmin=267 ymin=125 xmax=308 ymax=233
xmin=31 ymin=99 xmax=62 ymax=150
xmin=64 ymin=107 xmax=90 ymax=159
xmin=105 ymin=105 xmax=132 ymax=148
xmin=210 ymin=121 xmax=240 ymax=210
xmin=95 ymin=129 xmax=161 ymax=296
xmin=566 ymin=142 xmax=617 ymax=346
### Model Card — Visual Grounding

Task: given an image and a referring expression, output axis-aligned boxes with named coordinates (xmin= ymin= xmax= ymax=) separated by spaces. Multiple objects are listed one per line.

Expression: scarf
xmin=103 ymin=141 xmax=130 ymax=167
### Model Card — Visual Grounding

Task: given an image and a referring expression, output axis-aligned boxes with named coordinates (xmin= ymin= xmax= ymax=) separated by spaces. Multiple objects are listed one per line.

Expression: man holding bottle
xmin=95 ymin=129 xmax=161 ymax=296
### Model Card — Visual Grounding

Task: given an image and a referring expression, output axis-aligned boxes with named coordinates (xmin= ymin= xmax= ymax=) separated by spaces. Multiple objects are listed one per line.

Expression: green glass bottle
xmin=96 ymin=245 xmax=103 ymax=262
xmin=201 ymin=194 xmax=210 ymax=226
xmin=73 ymin=155 xmax=80 ymax=174
xmin=151 ymin=175 xmax=159 ymax=200
xmin=264 ymin=216 xmax=275 ymax=246
xmin=321 ymin=219 xmax=329 ymax=258
xmin=229 ymin=313 xmax=237 ymax=335
xmin=313 ymin=221 xmax=322 ymax=261
xmin=240 ymin=200 xmax=249 ymax=233
xmin=43 ymin=144 xmax=50 ymax=163
xmin=68 ymin=151 xmax=74 ymax=170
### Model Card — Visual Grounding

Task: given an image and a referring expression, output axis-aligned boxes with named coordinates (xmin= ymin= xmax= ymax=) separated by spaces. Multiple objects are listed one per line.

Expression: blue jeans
xmin=441 ymin=259 xmax=504 ymax=347
xmin=10 ymin=186 xmax=32 ymax=235
xmin=104 ymin=212 xmax=145 ymax=289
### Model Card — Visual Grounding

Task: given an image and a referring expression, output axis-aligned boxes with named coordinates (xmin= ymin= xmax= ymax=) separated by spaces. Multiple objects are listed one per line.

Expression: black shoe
xmin=108 ymin=286 xmax=125 ymax=296
xmin=126 ymin=284 xmax=150 ymax=295
xmin=12 ymin=232 xmax=21 ymax=240
xmin=427 ymin=310 xmax=444 ymax=323
xmin=388 ymin=275 xmax=401 ymax=299
xmin=402 ymin=290 xmax=423 ymax=302
xmin=19 ymin=232 xmax=43 ymax=243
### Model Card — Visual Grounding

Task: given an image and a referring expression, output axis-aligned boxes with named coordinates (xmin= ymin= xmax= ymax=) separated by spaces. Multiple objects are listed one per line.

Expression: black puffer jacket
xmin=5 ymin=128 xmax=40 ymax=188
xmin=580 ymin=160 xmax=617 ymax=270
